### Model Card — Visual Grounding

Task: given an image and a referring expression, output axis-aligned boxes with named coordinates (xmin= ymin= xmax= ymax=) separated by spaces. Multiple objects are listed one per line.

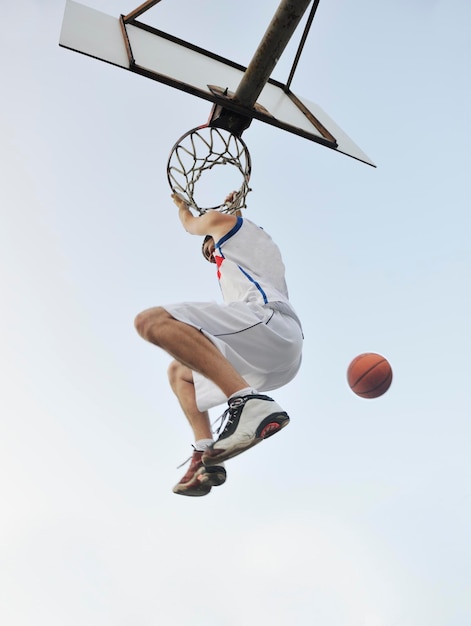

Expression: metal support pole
xmin=123 ymin=0 xmax=162 ymax=24
xmin=286 ymin=0 xmax=319 ymax=90
xmin=234 ymin=0 xmax=313 ymax=107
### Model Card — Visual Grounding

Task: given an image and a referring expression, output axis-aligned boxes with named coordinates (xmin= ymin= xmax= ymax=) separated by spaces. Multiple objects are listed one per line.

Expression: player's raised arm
xmin=172 ymin=193 xmax=237 ymax=239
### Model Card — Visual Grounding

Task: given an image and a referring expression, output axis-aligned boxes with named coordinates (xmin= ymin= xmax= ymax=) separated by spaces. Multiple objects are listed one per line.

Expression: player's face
xmin=202 ymin=237 xmax=216 ymax=263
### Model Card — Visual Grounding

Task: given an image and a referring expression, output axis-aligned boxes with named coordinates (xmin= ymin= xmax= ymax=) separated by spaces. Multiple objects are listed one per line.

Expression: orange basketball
xmin=347 ymin=352 xmax=392 ymax=399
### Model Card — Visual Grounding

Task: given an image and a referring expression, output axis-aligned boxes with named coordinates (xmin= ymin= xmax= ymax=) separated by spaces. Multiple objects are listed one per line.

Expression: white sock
xmin=229 ymin=387 xmax=258 ymax=401
xmin=194 ymin=438 xmax=214 ymax=452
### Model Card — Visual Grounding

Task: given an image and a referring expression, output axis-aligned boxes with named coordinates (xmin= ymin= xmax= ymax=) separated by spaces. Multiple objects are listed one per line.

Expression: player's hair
xmin=202 ymin=235 xmax=213 ymax=262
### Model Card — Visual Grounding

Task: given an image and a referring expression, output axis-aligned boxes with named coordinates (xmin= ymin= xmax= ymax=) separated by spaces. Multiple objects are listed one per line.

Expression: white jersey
xmin=214 ymin=217 xmax=292 ymax=309
xmin=162 ymin=217 xmax=303 ymax=411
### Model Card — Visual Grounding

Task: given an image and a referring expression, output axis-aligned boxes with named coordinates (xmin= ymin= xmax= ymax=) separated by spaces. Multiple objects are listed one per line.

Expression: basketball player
xmin=134 ymin=192 xmax=303 ymax=496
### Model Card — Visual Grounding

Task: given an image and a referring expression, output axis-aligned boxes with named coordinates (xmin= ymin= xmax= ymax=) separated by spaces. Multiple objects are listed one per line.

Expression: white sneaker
xmin=202 ymin=394 xmax=290 ymax=465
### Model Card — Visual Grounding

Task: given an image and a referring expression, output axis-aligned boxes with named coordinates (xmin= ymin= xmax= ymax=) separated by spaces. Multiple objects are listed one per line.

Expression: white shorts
xmin=162 ymin=300 xmax=303 ymax=411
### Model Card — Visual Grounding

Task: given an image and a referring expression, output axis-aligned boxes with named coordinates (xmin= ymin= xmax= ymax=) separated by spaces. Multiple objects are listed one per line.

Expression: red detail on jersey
xmin=215 ymin=255 xmax=224 ymax=279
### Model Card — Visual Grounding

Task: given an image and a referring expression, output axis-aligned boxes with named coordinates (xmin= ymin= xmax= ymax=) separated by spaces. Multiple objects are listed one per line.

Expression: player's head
xmin=202 ymin=235 xmax=216 ymax=264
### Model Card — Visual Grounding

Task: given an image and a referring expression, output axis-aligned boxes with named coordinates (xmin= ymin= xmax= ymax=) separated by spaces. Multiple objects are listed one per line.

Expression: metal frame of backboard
xmin=59 ymin=0 xmax=375 ymax=167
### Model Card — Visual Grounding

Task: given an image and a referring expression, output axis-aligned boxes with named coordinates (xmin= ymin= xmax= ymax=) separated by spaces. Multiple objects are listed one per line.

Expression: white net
xmin=167 ymin=126 xmax=252 ymax=214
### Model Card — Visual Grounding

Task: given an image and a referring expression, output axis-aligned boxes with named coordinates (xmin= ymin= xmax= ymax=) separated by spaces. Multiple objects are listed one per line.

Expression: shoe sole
xmin=198 ymin=465 xmax=227 ymax=487
xmin=173 ymin=465 xmax=226 ymax=497
xmin=203 ymin=413 xmax=289 ymax=466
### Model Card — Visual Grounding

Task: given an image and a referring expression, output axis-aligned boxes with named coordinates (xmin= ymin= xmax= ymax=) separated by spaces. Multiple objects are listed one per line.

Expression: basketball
xmin=347 ymin=352 xmax=393 ymax=399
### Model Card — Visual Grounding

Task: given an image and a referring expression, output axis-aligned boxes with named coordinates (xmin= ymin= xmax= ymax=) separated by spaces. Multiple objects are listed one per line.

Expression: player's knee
xmin=167 ymin=360 xmax=181 ymax=387
xmin=134 ymin=309 xmax=151 ymax=339
xmin=167 ymin=360 xmax=192 ymax=393
xmin=134 ymin=306 xmax=167 ymax=342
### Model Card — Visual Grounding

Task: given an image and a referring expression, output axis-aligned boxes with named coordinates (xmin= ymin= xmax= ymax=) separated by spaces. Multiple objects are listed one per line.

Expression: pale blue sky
xmin=1 ymin=1 xmax=470 ymax=625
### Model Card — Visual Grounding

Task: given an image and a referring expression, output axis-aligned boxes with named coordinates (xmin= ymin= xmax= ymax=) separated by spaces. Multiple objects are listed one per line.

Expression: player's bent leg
xmin=202 ymin=394 xmax=290 ymax=466
xmin=173 ymin=450 xmax=226 ymax=497
xmin=135 ymin=307 xmax=250 ymax=399
xmin=166 ymin=361 xmax=227 ymax=496
xmin=167 ymin=360 xmax=213 ymax=440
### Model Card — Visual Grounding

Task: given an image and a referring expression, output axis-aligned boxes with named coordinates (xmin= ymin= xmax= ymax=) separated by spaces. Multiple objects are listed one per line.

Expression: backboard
xmin=59 ymin=0 xmax=375 ymax=167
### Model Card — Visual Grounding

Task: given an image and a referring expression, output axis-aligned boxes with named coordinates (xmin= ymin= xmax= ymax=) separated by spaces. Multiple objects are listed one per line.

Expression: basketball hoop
xmin=167 ymin=126 xmax=252 ymax=215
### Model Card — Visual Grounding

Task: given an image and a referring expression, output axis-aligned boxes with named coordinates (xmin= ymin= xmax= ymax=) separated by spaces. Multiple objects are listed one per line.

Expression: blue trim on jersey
xmin=215 ymin=216 xmax=243 ymax=248
xmin=215 ymin=217 xmax=268 ymax=304
xmin=237 ymin=266 xmax=268 ymax=304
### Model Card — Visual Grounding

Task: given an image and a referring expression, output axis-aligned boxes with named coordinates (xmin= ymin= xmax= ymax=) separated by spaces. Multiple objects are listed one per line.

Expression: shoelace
xmin=211 ymin=407 xmax=230 ymax=436
xmin=175 ymin=396 xmax=247 ymax=468
xmin=176 ymin=445 xmax=198 ymax=469
xmin=212 ymin=396 xmax=246 ymax=436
